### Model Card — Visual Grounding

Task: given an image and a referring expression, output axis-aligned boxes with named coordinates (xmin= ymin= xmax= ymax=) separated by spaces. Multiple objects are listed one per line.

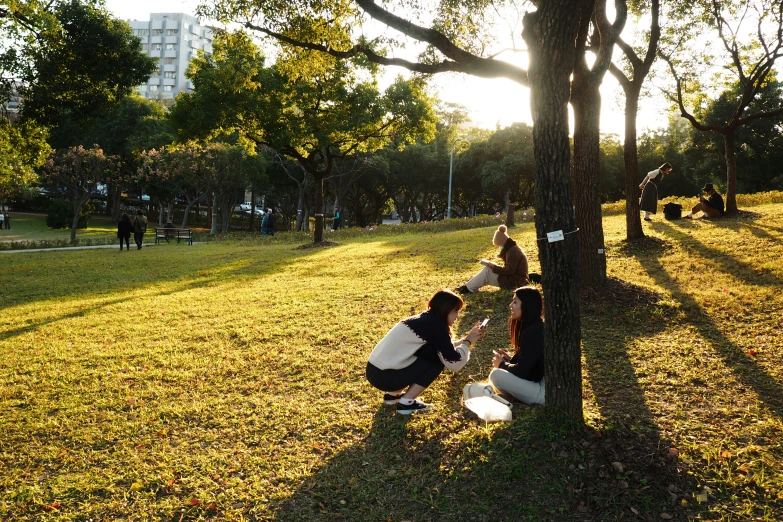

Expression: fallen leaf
xmin=612 ymin=461 xmax=624 ymax=473
xmin=190 ymin=498 xmax=201 ymax=506
xmin=660 ymin=513 xmax=673 ymax=519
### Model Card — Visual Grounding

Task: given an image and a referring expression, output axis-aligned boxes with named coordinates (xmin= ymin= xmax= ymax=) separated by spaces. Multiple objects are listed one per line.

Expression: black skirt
xmin=640 ymin=181 xmax=658 ymax=213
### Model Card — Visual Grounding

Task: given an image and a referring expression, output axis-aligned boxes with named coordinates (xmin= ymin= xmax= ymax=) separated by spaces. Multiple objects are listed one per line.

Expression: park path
xmin=0 ymin=242 xmax=200 ymax=254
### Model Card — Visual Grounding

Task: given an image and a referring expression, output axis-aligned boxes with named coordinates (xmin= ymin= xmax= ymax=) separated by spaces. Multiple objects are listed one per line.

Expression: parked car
xmin=141 ymin=194 xmax=150 ymax=201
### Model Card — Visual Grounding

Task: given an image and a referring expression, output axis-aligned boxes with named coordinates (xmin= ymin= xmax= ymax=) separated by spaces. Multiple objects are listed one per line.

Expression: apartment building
xmin=129 ymin=13 xmax=213 ymax=102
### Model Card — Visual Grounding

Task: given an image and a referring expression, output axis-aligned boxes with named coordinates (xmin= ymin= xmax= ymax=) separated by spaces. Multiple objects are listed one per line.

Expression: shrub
xmin=46 ymin=199 xmax=91 ymax=229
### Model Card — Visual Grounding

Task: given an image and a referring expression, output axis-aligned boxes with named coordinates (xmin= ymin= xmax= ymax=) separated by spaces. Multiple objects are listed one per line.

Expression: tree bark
xmin=623 ymin=94 xmax=645 ymax=240
xmin=504 ymin=189 xmax=516 ymax=227
xmin=523 ymin=0 xmax=588 ymax=420
xmin=210 ymin=193 xmax=219 ymax=235
xmin=571 ymin=84 xmax=607 ymax=285
xmin=723 ymin=130 xmax=738 ymax=214
xmin=181 ymin=199 xmax=196 ymax=228
xmin=313 ymin=174 xmax=324 ymax=242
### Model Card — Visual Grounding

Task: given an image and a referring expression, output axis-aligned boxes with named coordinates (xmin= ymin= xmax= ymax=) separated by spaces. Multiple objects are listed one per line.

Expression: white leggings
xmin=489 ymin=368 xmax=545 ymax=405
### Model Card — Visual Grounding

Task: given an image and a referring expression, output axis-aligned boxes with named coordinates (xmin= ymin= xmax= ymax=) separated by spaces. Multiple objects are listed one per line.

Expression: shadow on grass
xmin=630 ymin=245 xmax=783 ymax=419
xmin=265 ymin=288 xmax=695 ymax=521
xmin=652 ymin=220 xmax=783 ymax=288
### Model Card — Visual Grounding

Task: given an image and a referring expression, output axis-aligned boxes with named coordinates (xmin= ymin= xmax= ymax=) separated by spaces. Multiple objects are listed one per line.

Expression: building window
xmin=165 ymin=43 xmax=176 ymax=50
xmin=149 ymin=85 xmax=158 ymax=92
xmin=152 ymin=29 xmax=163 ymax=36
xmin=141 ymin=43 xmax=148 ymax=51
xmin=164 ymin=57 xmax=176 ymax=65
xmin=135 ymin=29 xmax=149 ymax=36
xmin=151 ymin=43 xmax=162 ymax=51
xmin=164 ymin=71 xmax=176 ymax=79
xmin=166 ymin=29 xmax=178 ymax=35
xmin=163 ymin=85 xmax=173 ymax=92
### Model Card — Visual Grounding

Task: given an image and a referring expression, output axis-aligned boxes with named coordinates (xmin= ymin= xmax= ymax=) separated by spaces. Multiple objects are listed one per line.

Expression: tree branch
xmin=659 ymin=52 xmax=724 ymax=133
xmin=736 ymin=106 xmax=783 ymax=127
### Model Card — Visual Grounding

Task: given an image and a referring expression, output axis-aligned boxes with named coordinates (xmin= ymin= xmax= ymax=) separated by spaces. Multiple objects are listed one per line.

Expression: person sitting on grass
xmin=684 ymin=183 xmax=724 ymax=219
xmin=456 ymin=224 xmax=530 ymax=294
xmin=487 ymin=286 xmax=545 ymax=405
xmin=366 ymin=289 xmax=486 ymax=415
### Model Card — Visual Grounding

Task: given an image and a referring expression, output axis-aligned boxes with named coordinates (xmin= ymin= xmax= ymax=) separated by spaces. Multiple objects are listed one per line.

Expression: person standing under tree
xmin=132 ymin=209 xmax=148 ymax=250
xmin=2 ymin=208 xmax=9 ymax=230
xmin=639 ymin=162 xmax=673 ymax=221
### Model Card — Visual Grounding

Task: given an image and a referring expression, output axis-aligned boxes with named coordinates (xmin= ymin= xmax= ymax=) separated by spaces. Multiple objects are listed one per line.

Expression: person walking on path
xmin=132 ymin=209 xmax=148 ymax=250
xmin=639 ymin=162 xmax=673 ymax=221
xmin=486 ymin=286 xmax=546 ymax=405
xmin=684 ymin=183 xmax=724 ymax=219
xmin=117 ymin=213 xmax=133 ymax=251
xmin=456 ymin=225 xmax=529 ymax=294
xmin=2 ymin=208 xmax=9 ymax=230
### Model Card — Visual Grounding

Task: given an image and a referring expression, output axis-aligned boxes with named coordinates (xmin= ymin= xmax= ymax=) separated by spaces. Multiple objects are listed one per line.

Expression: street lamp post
xmin=448 ymin=136 xmax=469 ymax=219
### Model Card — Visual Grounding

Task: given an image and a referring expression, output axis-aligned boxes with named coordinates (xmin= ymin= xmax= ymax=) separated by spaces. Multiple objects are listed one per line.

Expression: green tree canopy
xmin=171 ymin=30 xmax=437 ymax=241
xmin=19 ymin=0 xmax=156 ymax=135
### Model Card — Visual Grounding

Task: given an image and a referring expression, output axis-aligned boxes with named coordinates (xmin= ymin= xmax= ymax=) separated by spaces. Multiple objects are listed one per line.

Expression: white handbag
xmin=462 ymin=383 xmax=513 ymax=422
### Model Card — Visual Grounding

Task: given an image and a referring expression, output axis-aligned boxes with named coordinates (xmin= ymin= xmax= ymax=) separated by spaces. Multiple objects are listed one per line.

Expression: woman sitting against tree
xmin=366 ymin=290 xmax=486 ymax=414
xmin=487 ymin=286 xmax=545 ymax=405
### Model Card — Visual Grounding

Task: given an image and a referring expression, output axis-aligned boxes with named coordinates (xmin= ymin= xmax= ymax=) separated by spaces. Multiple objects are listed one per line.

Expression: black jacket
xmin=499 ymin=318 xmax=544 ymax=382
xmin=117 ymin=220 xmax=133 ymax=239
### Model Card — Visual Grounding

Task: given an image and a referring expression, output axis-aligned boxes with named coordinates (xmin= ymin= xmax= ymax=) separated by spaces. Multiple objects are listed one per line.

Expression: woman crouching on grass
xmin=488 ymin=286 xmax=545 ymax=405
xmin=366 ymin=290 xmax=486 ymax=415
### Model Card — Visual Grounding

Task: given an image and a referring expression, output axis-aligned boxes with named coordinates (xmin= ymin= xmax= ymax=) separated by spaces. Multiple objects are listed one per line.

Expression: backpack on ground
xmin=663 ymin=202 xmax=683 ymax=220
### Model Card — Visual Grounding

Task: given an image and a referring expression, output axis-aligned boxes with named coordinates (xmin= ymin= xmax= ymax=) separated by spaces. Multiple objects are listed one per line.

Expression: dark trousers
xmin=134 ymin=232 xmax=144 ymax=249
xmin=119 ymin=236 xmax=130 ymax=250
xmin=3 ymin=217 xmax=8 ymax=229
xmin=366 ymin=358 xmax=443 ymax=392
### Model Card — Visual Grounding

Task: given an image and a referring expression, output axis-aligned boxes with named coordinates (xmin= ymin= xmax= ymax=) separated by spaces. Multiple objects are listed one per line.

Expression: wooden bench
xmin=154 ymin=227 xmax=193 ymax=245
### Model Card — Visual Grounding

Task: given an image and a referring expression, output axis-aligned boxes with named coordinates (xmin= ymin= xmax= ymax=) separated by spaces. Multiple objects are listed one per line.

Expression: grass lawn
xmin=1 ymin=204 xmax=782 ymax=520
xmin=0 ymin=213 xmax=118 ymax=242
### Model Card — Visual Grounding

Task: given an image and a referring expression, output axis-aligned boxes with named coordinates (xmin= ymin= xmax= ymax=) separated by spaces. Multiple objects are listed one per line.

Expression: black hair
xmin=508 ymin=286 xmax=543 ymax=352
xmin=136 ymin=209 xmax=144 ymax=216
xmin=120 ymin=213 xmax=131 ymax=223
xmin=659 ymin=162 xmax=673 ymax=171
xmin=428 ymin=290 xmax=464 ymax=329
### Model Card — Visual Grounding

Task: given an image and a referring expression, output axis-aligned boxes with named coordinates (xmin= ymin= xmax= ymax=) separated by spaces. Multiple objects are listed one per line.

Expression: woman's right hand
xmin=466 ymin=322 xmax=486 ymax=345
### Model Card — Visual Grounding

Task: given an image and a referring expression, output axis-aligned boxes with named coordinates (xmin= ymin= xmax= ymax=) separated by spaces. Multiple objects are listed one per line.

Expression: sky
xmin=106 ymin=0 xmax=669 ymax=138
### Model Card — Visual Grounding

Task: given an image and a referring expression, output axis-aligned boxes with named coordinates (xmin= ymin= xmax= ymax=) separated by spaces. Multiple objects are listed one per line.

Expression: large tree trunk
xmin=210 ymin=193 xmax=219 ymax=235
xmin=314 ymin=174 xmax=324 ymax=242
xmin=70 ymin=202 xmax=81 ymax=244
xmin=523 ymin=0 xmax=588 ymax=420
xmin=623 ymin=94 xmax=645 ymax=240
xmin=504 ymin=189 xmax=516 ymax=227
xmin=295 ymin=183 xmax=306 ymax=232
xmin=723 ymin=130 xmax=738 ymax=214
xmin=571 ymin=82 xmax=607 ymax=285
xmin=181 ymin=199 xmax=196 ymax=228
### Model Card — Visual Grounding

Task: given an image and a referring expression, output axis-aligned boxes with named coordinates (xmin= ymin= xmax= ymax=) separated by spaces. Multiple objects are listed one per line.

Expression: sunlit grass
xmin=1 ymin=204 xmax=782 ymax=520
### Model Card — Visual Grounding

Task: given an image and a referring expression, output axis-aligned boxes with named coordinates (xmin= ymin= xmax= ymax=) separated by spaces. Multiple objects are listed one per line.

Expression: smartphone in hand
xmin=480 ymin=318 xmax=490 ymax=329
xmin=479 ymin=259 xmax=491 ymax=266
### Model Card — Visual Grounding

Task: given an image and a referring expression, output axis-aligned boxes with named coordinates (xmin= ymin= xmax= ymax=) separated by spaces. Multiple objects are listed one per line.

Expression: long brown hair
xmin=428 ymin=290 xmax=464 ymax=333
xmin=508 ymin=286 xmax=543 ymax=352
